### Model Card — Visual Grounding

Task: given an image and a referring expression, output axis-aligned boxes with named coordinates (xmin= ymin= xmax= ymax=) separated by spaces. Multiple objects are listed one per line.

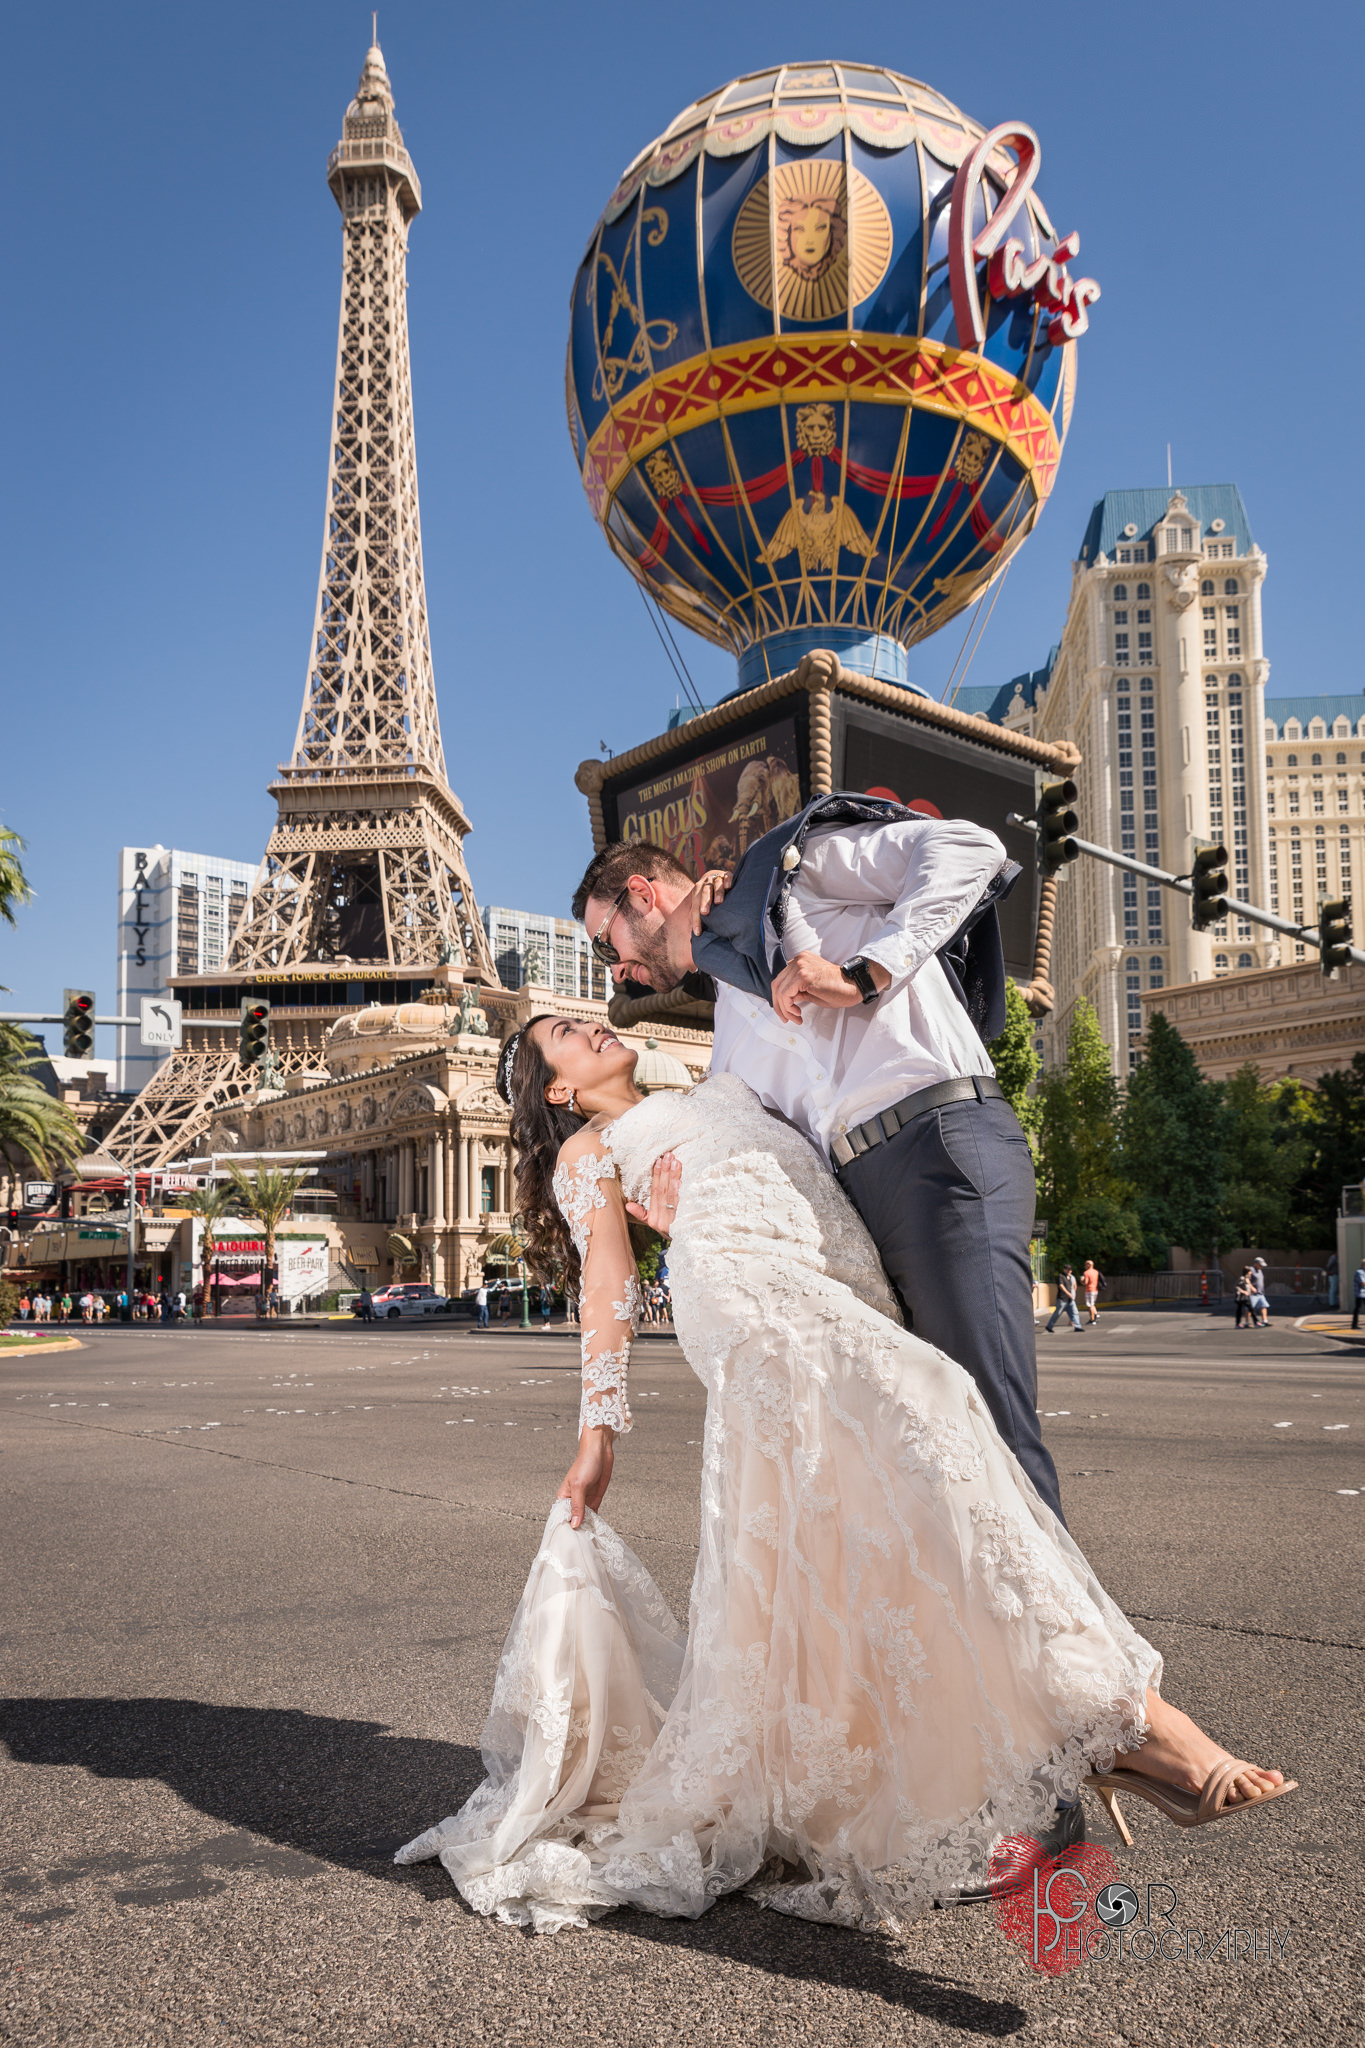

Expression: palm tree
xmin=0 ymin=825 xmax=33 ymax=928
xmin=181 ymin=1184 xmax=235 ymax=1318
xmin=486 ymin=1226 xmax=531 ymax=1327
xmin=225 ymin=1164 xmax=311 ymax=1307
xmin=386 ymin=1229 xmax=421 ymax=1278
xmin=0 ymin=1022 xmax=83 ymax=1178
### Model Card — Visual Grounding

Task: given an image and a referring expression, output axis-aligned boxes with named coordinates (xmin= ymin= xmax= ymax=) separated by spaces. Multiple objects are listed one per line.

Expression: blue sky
xmin=2 ymin=0 xmax=1360 ymax=1031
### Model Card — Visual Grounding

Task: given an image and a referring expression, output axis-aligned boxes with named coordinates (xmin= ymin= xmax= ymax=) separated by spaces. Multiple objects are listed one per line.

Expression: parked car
xmin=365 ymin=1282 xmax=453 ymax=1320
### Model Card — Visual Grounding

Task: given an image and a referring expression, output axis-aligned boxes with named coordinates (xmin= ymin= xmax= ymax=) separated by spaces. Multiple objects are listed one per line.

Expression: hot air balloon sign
xmin=567 ymin=65 xmax=1099 ymax=693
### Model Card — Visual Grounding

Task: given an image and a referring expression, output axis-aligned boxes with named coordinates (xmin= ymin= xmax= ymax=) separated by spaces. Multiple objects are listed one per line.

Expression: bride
xmin=396 ymin=1020 xmax=1293 ymax=1932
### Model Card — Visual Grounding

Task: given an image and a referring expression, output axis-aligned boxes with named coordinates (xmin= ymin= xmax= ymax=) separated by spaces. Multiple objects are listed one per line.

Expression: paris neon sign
xmin=949 ymin=123 xmax=1100 ymax=351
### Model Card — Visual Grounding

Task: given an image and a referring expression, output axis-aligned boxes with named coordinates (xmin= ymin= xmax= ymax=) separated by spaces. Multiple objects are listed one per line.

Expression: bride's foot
xmin=1116 ymin=1693 xmax=1286 ymax=1807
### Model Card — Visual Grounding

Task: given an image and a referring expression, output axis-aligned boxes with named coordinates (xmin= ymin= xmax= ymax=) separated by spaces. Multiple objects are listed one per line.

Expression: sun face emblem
xmin=732 ymin=159 xmax=893 ymax=323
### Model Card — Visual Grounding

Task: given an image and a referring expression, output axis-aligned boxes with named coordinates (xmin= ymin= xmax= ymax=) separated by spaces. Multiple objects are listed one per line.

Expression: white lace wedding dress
xmin=395 ymin=1073 xmax=1161 ymax=1932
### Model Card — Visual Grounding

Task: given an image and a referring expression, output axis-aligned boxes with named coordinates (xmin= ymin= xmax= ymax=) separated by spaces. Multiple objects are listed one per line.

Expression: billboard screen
xmin=606 ymin=712 xmax=804 ymax=878
xmin=841 ymin=714 xmax=1039 ymax=979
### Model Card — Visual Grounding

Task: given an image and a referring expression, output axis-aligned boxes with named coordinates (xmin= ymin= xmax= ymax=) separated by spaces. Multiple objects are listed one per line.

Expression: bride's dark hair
xmin=498 ymin=1018 xmax=586 ymax=1287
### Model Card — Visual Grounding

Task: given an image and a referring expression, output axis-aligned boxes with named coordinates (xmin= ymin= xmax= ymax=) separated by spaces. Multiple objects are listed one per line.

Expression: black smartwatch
xmin=840 ymin=955 xmax=881 ymax=1004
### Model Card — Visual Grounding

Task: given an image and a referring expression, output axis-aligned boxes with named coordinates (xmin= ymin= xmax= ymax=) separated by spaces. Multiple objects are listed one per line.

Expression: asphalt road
xmin=2 ymin=1314 xmax=1361 ymax=2047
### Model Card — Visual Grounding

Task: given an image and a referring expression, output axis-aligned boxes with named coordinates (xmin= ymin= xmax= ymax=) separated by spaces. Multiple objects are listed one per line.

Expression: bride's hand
xmin=557 ymin=1424 xmax=614 ymax=1529
xmin=690 ymin=869 xmax=732 ymax=934
xmin=626 ymin=1151 xmax=681 ymax=1235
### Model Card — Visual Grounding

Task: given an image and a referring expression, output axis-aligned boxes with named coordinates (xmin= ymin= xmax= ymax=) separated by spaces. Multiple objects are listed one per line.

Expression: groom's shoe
xmin=933 ymin=1799 xmax=1086 ymax=1909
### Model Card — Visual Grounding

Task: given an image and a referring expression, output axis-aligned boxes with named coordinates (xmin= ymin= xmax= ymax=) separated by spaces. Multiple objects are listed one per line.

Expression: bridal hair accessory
xmin=495 ymin=1031 xmax=522 ymax=1106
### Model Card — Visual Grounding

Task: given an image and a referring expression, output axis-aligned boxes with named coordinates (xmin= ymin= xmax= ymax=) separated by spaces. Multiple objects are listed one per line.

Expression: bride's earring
xmin=567 ymin=1090 xmax=578 ymax=1115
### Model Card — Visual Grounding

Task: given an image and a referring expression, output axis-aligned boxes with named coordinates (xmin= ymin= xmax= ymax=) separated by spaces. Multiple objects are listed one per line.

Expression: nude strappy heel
xmin=1087 ymin=1759 xmax=1298 ymax=1846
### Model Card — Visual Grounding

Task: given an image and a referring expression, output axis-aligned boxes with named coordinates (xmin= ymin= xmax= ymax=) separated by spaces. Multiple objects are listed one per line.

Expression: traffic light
xmin=1190 ymin=842 xmax=1229 ymax=931
xmin=239 ymin=996 xmax=271 ymax=1066
xmin=1320 ymin=898 xmax=1353 ymax=975
xmin=62 ymin=989 xmax=95 ymax=1059
xmin=1036 ymin=780 xmax=1079 ymax=878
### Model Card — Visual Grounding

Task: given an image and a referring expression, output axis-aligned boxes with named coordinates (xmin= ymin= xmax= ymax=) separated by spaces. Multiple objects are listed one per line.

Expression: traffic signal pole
xmin=1008 ymin=816 xmax=1365 ymax=968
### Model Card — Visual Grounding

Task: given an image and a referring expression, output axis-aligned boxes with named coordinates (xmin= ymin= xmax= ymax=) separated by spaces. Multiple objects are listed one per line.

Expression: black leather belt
xmin=830 ymin=1074 xmax=1005 ymax=1170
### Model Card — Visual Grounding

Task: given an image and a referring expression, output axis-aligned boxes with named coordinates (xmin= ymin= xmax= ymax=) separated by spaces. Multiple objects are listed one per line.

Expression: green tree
xmin=225 ymin=1164 xmax=311 ymax=1297
xmin=0 ymin=826 xmax=33 ymax=928
xmin=1122 ymin=1011 xmax=1227 ymax=1258
xmin=989 ymin=980 xmax=1041 ymax=1151
xmin=1284 ymin=1055 xmax=1365 ymax=1248
xmin=1036 ymin=1000 xmax=1151 ymax=1271
xmin=0 ymin=1022 xmax=83 ymax=1178
xmin=1220 ymin=1064 xmax=1312 ymax=1250
xmin=180 ymin=1183 xmax=235 ymax=1317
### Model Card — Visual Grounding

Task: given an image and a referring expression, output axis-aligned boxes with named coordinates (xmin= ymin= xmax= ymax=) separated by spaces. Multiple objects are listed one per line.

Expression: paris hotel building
xmin=962 ymin=486 xmax=1287 ymax=1072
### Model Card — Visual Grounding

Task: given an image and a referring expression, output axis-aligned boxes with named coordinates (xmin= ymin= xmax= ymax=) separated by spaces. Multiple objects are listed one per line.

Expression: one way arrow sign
xmin=140 ymin=996 xmax=183 ymax=1050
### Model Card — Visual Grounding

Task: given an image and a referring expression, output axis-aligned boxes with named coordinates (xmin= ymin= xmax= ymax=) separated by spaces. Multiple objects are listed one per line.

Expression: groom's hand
xmin=771 ymin=951 xmax=890 ymax=1022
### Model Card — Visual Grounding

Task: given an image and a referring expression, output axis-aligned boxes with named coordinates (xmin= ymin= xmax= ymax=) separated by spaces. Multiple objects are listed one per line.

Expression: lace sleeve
xmin=552 ymin=1134 xmax=640 ymax=1437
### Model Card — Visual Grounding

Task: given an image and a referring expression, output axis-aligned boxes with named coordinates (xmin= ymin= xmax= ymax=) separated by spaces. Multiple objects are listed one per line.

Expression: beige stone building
xmin=1262 ymin=695 xmax=1365 ymax=969
xmin=1138 ymin=959 xmax=1365 ymax=1086
xmin=967 ymin=485 xmax=1274 ymax=1072
xmin=201 ymin=975 xmax=709 ymax=1296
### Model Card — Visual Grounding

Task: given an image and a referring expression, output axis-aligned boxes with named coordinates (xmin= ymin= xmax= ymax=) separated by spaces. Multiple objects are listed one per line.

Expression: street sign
xmin=139 ymin=996 xmax=183 ymax=1050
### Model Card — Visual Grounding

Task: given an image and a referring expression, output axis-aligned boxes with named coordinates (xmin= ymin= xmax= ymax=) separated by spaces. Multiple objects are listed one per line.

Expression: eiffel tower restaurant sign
xmin=567 ymin=64 xmax=1100 ymax=696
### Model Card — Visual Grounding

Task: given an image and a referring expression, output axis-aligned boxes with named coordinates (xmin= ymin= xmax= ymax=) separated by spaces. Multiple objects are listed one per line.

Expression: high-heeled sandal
xmin=1087 ymin=1759 xmax=1298 ymax=1846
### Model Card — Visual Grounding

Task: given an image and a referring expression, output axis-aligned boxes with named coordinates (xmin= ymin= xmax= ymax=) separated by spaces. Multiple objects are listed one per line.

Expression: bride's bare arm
xmin=552 ymin=1130 xmax=642 ymax=1528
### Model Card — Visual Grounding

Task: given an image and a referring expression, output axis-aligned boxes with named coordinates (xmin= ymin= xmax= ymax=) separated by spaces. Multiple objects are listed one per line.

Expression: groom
xmin=572 ymin=792 xmax=1066 ymax=1526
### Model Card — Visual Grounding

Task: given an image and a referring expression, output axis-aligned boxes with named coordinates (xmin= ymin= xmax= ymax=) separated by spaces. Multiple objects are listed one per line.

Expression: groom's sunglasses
xmin=588 ymin=886 xmax=633 ymax=968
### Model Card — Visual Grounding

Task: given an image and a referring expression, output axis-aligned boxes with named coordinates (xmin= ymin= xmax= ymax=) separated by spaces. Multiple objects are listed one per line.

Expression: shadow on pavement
xmin=0 ymin=1695 xmax=482 ymax=1879
xmin=0 ymin=1696 xmax=1027 ymax=2032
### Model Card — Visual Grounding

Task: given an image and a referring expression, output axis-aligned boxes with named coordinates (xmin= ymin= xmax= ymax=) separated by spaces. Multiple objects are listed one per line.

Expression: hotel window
xmin=1339 ymin=787 xmax=1350 ymax=812
xmin=1115 ymin=637 xmax=1129 ymax=664
xmin=1220 ymin=542 xmax=1235 ymax=557
xmin=1287 ymin=754 xmax=1298 ymax=766
xmin=1313 ymin=787 xmax=1325 ymax=814
xmin=1138 ymin=632 xmax=1152 ymax=657
xmin=1337 ymin=752 xmax=1348 ymax=765
xmin=1113 ymin=584 xmax=1128 ymax=601
xmin=1289 ymin=790 xmax=1300 ymax=813
xmin=1201 ymin=580 xmax=1215 ymax=597
xmin=1202 ymin=605 xmax=1216 ymax=620
xmin=1136 ymin=606 xmax=1151 ymax=624
xmin=1224 ymin=579 xmax=1239 ymax=595
xmin=1215 ymin=954 xmax=1228 ymax=972
xmin=1311 ymin=753 xmax=1322 ymax=765
xmin=480 ymin=1166 xmax=497 ymax=1215
xmin=1117 ymin=548 xmax=1132 ymax=563
xmin=1237 ymin=953 xmax=1253 ymax=969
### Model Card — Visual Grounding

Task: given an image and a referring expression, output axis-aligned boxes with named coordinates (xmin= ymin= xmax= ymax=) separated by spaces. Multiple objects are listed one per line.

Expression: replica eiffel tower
xmin=105 ymin=36 xmax=497 ymax=1168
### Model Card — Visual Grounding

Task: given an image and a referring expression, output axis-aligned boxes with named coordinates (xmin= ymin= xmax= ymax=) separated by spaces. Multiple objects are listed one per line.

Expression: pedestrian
xmin=174 ymin=1288 xmax=187 ymax=1321
xmin=498 ymin=1283 xmax=512 ymax=1323
xmin=357 ymin=1285 xmax=374 ymax=1322
xmin=475 ymin=1282 xmax=489 ymax=1329
xmin=1234 ymin=1268 xmax=1253 ymax=1329
xmin=18 ymin=1293 xmax=29 ymax=1322
xmin=60 ymin=1292 xmax=73 ymax=1324
xmin=1352 ymin=1259 xmax=1365 ymax=1332
xmin=159 ymin=1287 xmax=172 ymax=1324
xmin=539 ymin=1284 xmax=552 ymax=1329
xmin=1080 ymin=1259 xmax=1101 ymax=1326
xmin=80 ymin=1291 xmax=94 ymax=1324
xmin=1249 ymin=1257 xmax=1270 ymax=1328
xmin=1046 ymin=1264 xmax=1082 ymax=1333
xmin=1327 ymin=1250 xmax=1339 ymax=1311
xmin=267 ymin=1282 xmax=280 ymax=1319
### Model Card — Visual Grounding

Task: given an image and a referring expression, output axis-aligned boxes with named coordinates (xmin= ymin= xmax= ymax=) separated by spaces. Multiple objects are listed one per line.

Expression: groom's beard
xmin=619 ymin=914 xmax=681 ymax=992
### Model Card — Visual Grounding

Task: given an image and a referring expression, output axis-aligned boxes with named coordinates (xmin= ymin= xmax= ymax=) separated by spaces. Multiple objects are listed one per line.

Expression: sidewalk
xmin=1291 ymin=1311 xmax=1365 ymax=1345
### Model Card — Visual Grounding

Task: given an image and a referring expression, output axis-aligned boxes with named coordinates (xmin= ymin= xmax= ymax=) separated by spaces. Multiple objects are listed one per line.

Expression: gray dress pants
xmin=835 ymin=1082 xmax=1065 ymax=1524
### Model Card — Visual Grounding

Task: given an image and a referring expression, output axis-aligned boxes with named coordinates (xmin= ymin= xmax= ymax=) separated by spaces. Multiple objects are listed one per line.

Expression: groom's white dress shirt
xmin=707 ymin=817 xmax=1009 ymax=1156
